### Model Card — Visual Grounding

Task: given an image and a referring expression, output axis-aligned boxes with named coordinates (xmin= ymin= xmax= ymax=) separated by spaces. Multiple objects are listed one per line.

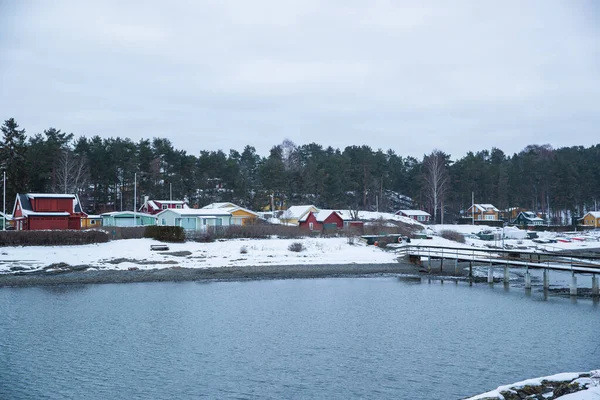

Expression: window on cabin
xmin=90 ymin=220 xmax=95 ymax=225
xmin=176 ymin=205 xmax=182 ymax=209
xmin=162 ymin=205 xmax=168 ymax=210
xmin=161 ymin=218 xmax=166 ymax=225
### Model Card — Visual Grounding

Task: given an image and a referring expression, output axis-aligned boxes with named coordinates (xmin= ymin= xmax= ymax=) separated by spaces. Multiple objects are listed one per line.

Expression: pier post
xmin=469 ymin=262 xmax=472 ymax=278
xmin=454 ymin=258 xmax=458 ymax=275
xmin=487 ymin=266 xmax=493 ymax=283
xmin=440 ymin=257 xmax=444 ymax=273
xmin=428 ymin=249 xmax=431 ymax=273
xmin=543 ymin=269 xmax=549 ymax=289
xmin=570 ymin=273 xmax=577 ymax=296
xmin=503 ymin=266 xmax=509 ymax=284
xmin=524 ymin=269 xmax=531 ymax=290
xmin=592 ymin=275 xmax=598 ymax=297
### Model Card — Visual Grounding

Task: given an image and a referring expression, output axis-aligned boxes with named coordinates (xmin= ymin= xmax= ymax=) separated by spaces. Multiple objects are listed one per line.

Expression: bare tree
xmin=423 ymin=150 xmax=450 ymax=224
xmin=56 ymin=150 xmax=88 ymax=194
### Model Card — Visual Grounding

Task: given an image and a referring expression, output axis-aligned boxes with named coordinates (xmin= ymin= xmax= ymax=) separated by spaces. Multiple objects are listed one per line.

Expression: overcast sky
xmin=1 ymin=1 xmax=599 ymax=160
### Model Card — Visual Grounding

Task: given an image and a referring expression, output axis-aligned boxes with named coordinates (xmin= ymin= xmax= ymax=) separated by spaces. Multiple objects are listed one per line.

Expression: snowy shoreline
xmin=464 ymin=370 xmax=600 ymax=399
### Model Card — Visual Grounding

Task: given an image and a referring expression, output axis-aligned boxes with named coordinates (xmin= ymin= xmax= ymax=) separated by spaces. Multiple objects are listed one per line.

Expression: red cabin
xmin=12 ymin=193 xmax=86 ymax=231
xmin=299 ymin=210 xmax=345 ymax=231
xmin=138 ymin=198 xmax=189 ymax=215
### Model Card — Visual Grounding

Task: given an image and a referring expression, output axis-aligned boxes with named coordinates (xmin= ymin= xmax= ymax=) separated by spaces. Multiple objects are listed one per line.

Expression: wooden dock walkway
xmin=395 ymin=244 xmax=600 ymax=296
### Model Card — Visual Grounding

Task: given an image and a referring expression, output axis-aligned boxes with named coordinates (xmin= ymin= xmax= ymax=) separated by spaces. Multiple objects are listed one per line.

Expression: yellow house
xmin=202 ymin=202 xmax=259 ymax=225
xmin=466 ymin=204 xmax=500 ymax=221
xmin=579 ymin=212 xmax=600 ymax=227
xmin=81 ymin=214 xmax=103 ymax=229
xmin=282 ymin=205 xmax=320 ymax=225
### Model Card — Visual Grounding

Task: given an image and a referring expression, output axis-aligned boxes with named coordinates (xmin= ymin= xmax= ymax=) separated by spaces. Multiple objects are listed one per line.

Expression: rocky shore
xmin=465 ymin=371 xmax=599 ymax=399
xmin=0 ymin=262 xmax=458 ymax=287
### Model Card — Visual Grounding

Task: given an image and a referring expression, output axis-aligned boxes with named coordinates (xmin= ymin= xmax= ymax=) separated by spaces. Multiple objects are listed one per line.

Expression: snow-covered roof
xmin=0 ymin=212 xmax=11 ymax=220
xmin=471 ymin=204 xmax=499 ymax=212
xmin=101 ymin=211 xmax=156 ymax=218
xmin=156 ymin=208 xmax=232 ymax=217
xmin=85 ymin=214 xmax=102 ymax=219
xmin=397 ymin=210 xmax=431 ymax=217
xmin=299 ymin=210 xmax=345 ymax=223
xmin=221 ymin=206 xmax=259 ymax=217
xmin=519 ymin=211 xmax=544 ymax=221
xmin=27 ymin=193 xmax=76 ymax=199
xmin=583 ymin=211 xmax=600 ymax=218
xmin=143 ymin=200 xmax=188 ymax=211
xmin=285 ymin=205 xmax=319 ymax=219
xmin=202 ymin=202 xmax=236 ymax=209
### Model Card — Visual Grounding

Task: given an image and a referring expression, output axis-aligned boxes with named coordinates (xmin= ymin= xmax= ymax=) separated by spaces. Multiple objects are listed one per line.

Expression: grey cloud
xmin=1 ymin=0 xmax=599 ymax=159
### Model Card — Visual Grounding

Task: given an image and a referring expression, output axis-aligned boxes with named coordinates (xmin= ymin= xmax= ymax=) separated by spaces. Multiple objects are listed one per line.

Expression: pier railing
xmin=395 ymin=244 xmax=600 ymax=274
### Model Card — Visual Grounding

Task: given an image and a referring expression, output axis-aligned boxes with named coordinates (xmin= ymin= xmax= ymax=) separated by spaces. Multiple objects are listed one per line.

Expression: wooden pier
xmin=396 ymin=244 xmax=600 ymax=296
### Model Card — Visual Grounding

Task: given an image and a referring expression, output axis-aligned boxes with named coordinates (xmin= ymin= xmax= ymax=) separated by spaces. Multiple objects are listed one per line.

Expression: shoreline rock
xmin=465 ymin=370 xmax=599 ymax=400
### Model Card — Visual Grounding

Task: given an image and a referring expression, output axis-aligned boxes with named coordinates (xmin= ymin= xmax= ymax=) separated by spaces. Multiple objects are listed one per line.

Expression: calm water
xmin=1 ymin=276 xmax=598 ymax=399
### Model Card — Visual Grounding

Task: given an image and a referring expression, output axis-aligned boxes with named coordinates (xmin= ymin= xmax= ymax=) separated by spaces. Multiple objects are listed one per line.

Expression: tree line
xmin=1 ymin=118 xmax=599 ymax=223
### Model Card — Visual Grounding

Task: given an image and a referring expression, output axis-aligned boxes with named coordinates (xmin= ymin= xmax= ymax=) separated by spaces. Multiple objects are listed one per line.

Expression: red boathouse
xmin=12 ymin=193 xmax=86 ymax=231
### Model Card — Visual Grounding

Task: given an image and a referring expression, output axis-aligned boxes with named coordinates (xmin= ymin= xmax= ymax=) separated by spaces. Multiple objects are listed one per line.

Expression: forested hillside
xmin=1 ymin=118 xmax=598 ymax=223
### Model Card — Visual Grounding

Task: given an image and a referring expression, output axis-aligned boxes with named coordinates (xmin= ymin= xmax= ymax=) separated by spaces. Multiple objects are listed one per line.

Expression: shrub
xmin=240 ymin=245 xmax=248 ymax=254
xmin=439 ymin=229 xmax=466 ymax=243
xmin=187 ymin=224 xmax=311 ymax=241
xmin=98 ymin=226 xmax=146 ymax=240
xmin=288 ymin=242 xmax=305 ymax=252
xmin=0 ymin=230 xmax=109 ymax=247
xmin=144 ymin=226 xmax=185 ymax=242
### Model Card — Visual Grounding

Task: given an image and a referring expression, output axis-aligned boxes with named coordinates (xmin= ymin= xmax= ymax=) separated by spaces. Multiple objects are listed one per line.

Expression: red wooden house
xmin=12 ymin=193 xmax=86 ymax=231
xmin=299 ymin=210 xmax=345 ymax=231
xmin=138 ymin=197 xmax=189 ymax=215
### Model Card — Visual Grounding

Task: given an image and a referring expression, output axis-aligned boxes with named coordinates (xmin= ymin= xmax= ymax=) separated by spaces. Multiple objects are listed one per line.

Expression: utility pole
xmin=170 ymin=182 xmax=172 ymax=201
xmin=3 ymin=171 xmax=5 ymax=231
xmin=471 ymin=191 xmax=475 ymax=225
xmin=133 ymin=173 xmax=137 ymax=226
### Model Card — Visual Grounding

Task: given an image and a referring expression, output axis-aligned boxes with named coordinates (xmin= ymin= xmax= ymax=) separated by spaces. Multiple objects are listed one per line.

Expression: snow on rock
xmin=465 ymin=371 xmax=599 ymax=400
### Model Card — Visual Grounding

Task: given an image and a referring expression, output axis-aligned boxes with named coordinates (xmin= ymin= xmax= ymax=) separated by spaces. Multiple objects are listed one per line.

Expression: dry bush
xmin=288 ymin=242 xmax=306 ymax=252
xmin=439 ymin=229 xmax=466 ymax=243
xmin=240 ymin=246 xmax=248 ymax=254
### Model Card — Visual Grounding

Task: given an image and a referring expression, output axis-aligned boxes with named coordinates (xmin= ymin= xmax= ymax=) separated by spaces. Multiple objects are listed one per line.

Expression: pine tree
xmin=0 ymin=118 xmax=28 ymax=203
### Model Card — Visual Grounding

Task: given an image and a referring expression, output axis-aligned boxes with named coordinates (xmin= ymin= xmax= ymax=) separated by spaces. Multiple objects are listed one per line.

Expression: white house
xmin=202 ymin=202 xmax=259 ymax=225
xmin=156 ymin=208 xmax=232 ymax=231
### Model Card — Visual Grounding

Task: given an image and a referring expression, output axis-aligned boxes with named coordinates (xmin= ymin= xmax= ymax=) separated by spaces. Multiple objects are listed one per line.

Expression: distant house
xmin=202 ymin=202 xmax=259 ymax=225
xmin=101 ymin=211 xmax=156 ymax=227
xmin=282 ymin=205 xmax=320 ymax=225
xmin=0 ymin=212 xmax=12 ymax=229
xmin=81 ymin=214 xmax=103 ymax=229
xmin=465 ymin=204 xmax=500 ymax=221
xmin=513 ymin=211 xmax=544 ymax=227
xmin=579 ymin=211 xmax=600 ymax=228
xmin=138 ymin=198 xmax=189 ymax=215
xmin=396 ymin=210 xmax=431 ymax=223
xmin=12 ymin=193 xmax=86 ymax=231
xmin=502 ymin=207 xmax=527 ymax=221
xmin=156 ymin=208 xmax=232 ymax=231
xmin=299 ymin=210 xmax=345 ymax=231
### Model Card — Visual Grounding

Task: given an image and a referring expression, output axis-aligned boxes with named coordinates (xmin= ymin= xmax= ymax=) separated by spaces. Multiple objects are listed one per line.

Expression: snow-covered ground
xmin=466 ymin=370 xmax=600 ymax=399
xmin=0 ymin=237 xmax=401 ymax=273
xmin=427 ymin=224 xmax=600 ymax=253
xmin=1 ymin=223 xmax=598 ymax=274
